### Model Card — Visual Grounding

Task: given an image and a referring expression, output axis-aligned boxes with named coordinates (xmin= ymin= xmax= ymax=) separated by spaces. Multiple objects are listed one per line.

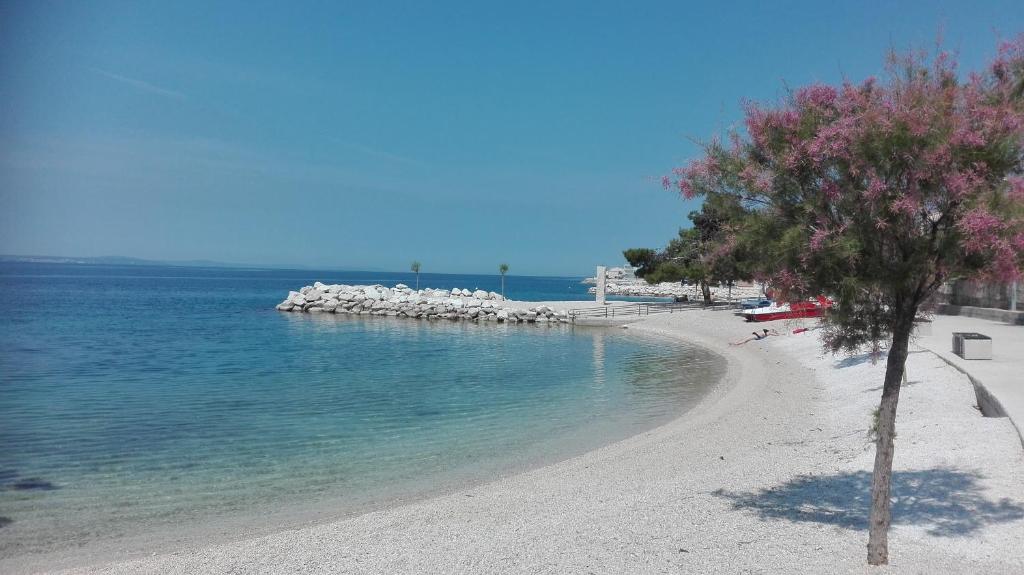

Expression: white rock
xmin=472 ymin=289 xmax=488 ymax=300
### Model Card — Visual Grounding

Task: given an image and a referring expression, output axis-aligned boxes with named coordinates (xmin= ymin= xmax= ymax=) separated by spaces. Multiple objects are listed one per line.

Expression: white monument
xmin=596 ymin=265 xmax=607 ymax=305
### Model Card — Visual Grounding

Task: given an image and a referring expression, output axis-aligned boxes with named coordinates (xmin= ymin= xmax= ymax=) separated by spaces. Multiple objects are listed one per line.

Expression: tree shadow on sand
xmin=713 ymin=468 xmax=1024 ymax=537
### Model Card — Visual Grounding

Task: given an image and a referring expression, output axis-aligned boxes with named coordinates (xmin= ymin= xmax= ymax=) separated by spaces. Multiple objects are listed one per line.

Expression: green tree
xmin=622 ymin=248 xmax=658 ymax=277
xmin=667 ymin=41 xmax=1024 ymax=564
xmin=410 ymin=261 xmax=421 ymax=290
xmin=499 ymin=263 xmax=509 ymax=298
xmin=626 ymin=195 xmax=753 ymax=304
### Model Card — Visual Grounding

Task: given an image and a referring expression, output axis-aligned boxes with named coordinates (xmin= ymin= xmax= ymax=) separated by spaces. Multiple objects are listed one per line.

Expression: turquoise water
xmin=0 ymin=263 xmax=723 ymax=563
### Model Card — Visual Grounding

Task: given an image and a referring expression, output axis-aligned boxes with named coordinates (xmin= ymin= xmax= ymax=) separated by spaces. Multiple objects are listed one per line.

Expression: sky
xmin=1 ymin=1 xmax=1022 ymax=276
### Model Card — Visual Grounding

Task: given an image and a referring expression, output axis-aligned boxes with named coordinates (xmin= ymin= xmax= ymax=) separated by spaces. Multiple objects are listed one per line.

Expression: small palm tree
xmin=499 ymin=263 xmax=509 ymax=298
xmin=411 ymin=261 xmax=421 ymax=290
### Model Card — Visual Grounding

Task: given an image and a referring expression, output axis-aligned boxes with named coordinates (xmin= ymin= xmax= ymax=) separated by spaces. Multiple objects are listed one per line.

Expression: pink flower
xmin=958 ymin=209 xmax=1006 ymax=254
xmin=809 ymin=227 xmax=830 ymax=251
xmin=864 ymin=176 xmax=887 ymax=202
xmin=795 ymin=84 xmax=838 ymax=109
xmin=890 ymin=196 xmax=920 ymax=217
xmin=1008 ymin=177 xmax=1024 ymax=202
xmin=951 ymin=128 xmax=985 ymax=147
xmin=678 ymin=179 xmax=696 ymax=200
xmin=822 ymin=180 xmax=841 ymax=201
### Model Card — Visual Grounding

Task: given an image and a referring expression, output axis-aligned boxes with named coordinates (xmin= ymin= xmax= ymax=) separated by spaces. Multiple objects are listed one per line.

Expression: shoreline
xmin=16 ymin=309 xmax=1024 ymax=573
xmin=3 ymin=316 xmax=726 ymax=574
xmin=41 ymin=311 xmax=778 ymax=574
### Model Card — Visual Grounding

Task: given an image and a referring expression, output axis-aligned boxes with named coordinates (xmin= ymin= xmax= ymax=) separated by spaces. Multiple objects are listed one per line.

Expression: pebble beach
xmin=36 ymin=308 xmax=1024 ymax=575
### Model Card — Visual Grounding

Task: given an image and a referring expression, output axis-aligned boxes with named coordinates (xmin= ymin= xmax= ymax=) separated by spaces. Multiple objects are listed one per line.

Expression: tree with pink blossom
xmin=667 ymin=39 xmax=1024 ymax=565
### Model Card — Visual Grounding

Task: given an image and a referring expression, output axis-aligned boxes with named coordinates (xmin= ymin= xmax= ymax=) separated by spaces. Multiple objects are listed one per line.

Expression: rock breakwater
xmin=276 ymin=283 xmax=572 ymax=324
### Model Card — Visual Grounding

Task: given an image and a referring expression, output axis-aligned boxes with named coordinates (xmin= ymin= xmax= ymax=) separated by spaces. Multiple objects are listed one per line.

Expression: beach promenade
xmin=913 ymin=314 xmax=1024 ymax=445
xmin=43 ymin=309 xmax=1024 ymax=575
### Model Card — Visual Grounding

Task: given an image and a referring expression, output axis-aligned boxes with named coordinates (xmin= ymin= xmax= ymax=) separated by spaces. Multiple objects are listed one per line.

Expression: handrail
xmin=568 ymin=301 xmax=740 ymax=321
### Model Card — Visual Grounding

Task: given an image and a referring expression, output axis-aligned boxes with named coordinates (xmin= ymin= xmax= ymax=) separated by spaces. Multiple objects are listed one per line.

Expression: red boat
xmin=742 ymin=297 xmax=832 ymax=322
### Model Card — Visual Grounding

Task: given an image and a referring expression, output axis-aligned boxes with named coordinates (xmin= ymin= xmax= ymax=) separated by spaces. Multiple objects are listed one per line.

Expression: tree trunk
xmin=866 ymin=308 xmax=916 ymax=565
xmin=700 ymin=281 xmax=711 ymax=305
xmin=501 ymin=275 xmax=505 ymax=298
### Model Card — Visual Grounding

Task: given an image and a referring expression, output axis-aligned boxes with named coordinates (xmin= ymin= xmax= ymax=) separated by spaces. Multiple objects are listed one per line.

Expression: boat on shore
xmin=741 ymin=297 xmax=831 ymax=322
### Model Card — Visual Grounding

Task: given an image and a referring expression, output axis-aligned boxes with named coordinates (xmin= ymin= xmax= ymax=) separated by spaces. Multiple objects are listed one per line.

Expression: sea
xmin=0 ymin=263 xmax=725 ymax=568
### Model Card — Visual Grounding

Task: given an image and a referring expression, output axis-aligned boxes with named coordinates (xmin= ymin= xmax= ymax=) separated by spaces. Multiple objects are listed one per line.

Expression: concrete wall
xmin=938 ymin=280 xmax=1021 ymax=311
xmin=937 ymin=304 xmax=1024 ymax=325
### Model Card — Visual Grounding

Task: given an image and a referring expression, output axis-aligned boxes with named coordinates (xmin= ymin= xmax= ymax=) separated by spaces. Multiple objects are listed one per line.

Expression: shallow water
xmin=0 ymin=263 xmax=723 ymax=564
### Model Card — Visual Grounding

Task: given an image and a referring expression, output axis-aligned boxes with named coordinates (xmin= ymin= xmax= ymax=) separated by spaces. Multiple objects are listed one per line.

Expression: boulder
xmin=472 ymin=289 xmax=488 ymax=300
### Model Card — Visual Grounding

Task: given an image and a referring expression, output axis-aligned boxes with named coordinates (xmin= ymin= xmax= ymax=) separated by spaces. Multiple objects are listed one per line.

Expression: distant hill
xmin=0 ymin=254 xmax=369 ymax=270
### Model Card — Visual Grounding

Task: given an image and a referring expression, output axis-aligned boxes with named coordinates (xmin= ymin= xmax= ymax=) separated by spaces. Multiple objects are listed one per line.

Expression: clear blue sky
xmin=2 ymin=1 xmax=1022 ymax=276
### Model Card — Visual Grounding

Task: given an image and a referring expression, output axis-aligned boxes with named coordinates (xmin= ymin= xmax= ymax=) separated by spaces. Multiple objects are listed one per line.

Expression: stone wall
xmin=276 ymin=283 xmax=571 ymax=324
